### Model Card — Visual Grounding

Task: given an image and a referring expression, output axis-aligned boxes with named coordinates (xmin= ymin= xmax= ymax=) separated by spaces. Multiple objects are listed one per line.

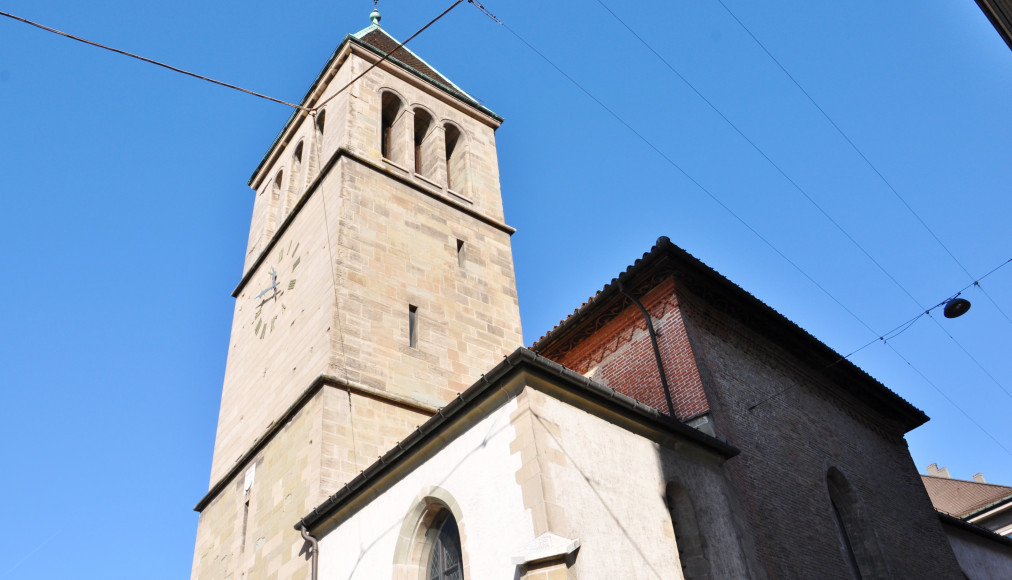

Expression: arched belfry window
xmin=826 ymin=468 xmax=886 ymax=579
xmin=286 ymin=141 xmax=303 ymax=214
xmin=381 ymin=92 xmax=404 ymax=163
xmin=268 ymin=170 xmax=284 ymax=236
xmin=413 ymin=108 xmax=434 ymax=177
xmin=309 ymin=109 xmax=326 ymax=181
xmin=443 ymin=123 xmax=464 ymax=193
xmin=425 ymin=511 xmax=463 ymax=580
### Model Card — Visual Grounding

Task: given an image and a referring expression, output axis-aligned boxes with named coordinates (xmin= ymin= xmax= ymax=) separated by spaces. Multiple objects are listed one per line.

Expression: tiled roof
xmin=922 ymin=475 xmax=1012 ymax=518
xmin=351 ymin=25 xmax=492 ymax=116
xmin=530 ymin=237 xmax=928 ymax=432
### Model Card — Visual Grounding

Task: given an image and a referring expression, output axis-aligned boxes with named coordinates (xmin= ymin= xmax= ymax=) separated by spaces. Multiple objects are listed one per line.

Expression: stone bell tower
xmin=191 ymin=11 xmax=522 ymax=579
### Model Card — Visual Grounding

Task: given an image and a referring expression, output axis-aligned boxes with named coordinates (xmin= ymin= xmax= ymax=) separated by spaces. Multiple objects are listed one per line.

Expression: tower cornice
xmin=248 ymin=32 xmax=501 ymax=191
xmin=234 ymin=146 xmax=515 ymax=298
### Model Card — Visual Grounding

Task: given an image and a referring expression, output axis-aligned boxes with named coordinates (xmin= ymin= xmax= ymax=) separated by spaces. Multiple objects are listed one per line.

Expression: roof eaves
xmin=965 ymin=492 xmax=1012 ymax=520
xmin=247 ymin=35 xmax=354 ymax=187
xmin=938 ymin=510 xmax=1012 ymax=548
xmin=347 ymin=34 xmax=501 ymax=121
xmin=294 ymin=347 xmax=738 ymax=532
xmin=531 ymin=236 xmax=928 ymax=431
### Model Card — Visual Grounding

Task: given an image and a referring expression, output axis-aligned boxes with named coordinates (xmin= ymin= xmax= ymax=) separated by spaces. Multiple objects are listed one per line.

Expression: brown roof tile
xmin=922 ymin=475 xmax=1012 ymax=517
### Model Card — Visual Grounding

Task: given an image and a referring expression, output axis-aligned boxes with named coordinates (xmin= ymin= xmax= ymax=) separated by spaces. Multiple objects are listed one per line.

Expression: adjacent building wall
xmin=942 ymin=518 xmax=1012 ymax=579
xmin=675 ymin=285 xmax=965 ymax=578
xmin=317 ymin=398 xmax=533 ymax=580
xmin=514 ymin=385 xmax=752 ymax=579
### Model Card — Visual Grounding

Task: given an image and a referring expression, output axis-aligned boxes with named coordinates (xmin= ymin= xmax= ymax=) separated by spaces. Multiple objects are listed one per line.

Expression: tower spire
xmin=370 ymin=1 xmax=381 ymax=26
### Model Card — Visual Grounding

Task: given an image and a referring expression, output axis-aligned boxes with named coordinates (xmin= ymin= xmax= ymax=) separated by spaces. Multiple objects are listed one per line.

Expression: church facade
xmin=193 ymin=13 xmax=969 ymax=579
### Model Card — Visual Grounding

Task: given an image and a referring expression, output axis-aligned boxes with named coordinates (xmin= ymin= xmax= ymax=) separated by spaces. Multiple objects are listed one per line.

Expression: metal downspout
xmin=300 ymin=525 xmax=319 ymax=580
xmin=618 ymin=281 xmax=676 ymax=416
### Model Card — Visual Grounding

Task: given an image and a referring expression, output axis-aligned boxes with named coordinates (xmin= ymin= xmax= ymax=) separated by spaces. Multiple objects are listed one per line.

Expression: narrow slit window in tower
xmin=409 ymin=304 xmax=418 ymax=348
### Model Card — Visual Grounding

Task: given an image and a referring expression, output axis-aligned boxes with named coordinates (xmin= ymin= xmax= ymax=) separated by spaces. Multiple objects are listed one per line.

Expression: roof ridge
xmin=922 ymin=474 xmax=1012 ymax=491
xmin=352 ymin=26 xmax=479 ymax=105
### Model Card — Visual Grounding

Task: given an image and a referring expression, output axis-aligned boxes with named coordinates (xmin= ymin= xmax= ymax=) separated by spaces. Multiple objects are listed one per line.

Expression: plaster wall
xmin=943 ymin=523 xmax=1012 ymax=579
xmin=317 ymin=398 xmax=534 ymax=580
xmin=519 ymin=387 xmax=751 ymax=579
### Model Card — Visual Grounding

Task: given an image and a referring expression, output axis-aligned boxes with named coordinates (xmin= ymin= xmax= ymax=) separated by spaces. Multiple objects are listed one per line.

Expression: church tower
xmin=191 ymin=12 xmax=523 ymax=579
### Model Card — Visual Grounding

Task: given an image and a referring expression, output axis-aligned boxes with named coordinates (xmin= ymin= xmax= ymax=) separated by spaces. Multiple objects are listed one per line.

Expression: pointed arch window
xmin=425 ymin=511 xmax=463 ymax=580
xmin=826 ymin=467 xmax=886 ymax=579
xmin=665 ymin=481 xmax=709 ymax=579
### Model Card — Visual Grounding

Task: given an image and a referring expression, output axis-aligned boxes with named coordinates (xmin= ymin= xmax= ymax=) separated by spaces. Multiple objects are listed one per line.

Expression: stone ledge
xmin=510 ymin=532 xmax=580 ymax=566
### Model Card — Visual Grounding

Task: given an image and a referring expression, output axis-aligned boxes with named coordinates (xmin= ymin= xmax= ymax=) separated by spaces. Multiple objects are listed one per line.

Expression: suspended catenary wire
xmin=312 ymin=0 xmax=464 ymax=113
xmin=0 ymin=9 xmax=309 ymax=111
xmin=1 ymin=1 xmax=466 ymax=116
xmin=470 ymin=1 xmax=1012 ymax=459
xmin=709 ymin=0 xmax=1012 ymax=327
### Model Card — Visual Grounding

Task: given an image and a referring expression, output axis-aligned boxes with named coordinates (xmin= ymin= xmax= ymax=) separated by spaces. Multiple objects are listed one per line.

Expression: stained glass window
xmin=426 ymin=513 xmax=463 ymax=580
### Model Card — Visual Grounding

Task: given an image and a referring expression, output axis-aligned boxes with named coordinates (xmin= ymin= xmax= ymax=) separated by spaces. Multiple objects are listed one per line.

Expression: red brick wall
xmin=550 ymin=279 xmax=709 ymax=420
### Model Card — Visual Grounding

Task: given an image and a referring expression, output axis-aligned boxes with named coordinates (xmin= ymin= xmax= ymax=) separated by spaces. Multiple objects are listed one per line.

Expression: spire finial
xmin=370 ymin=1 xmax=381 ymax=26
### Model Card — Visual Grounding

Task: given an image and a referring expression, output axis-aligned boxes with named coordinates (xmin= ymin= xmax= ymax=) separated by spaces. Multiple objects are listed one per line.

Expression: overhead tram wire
xmin=834 ymin=255 xmax=1012 ymax=365
xmin=0 ymin=10 xmax=308 ymax=111
xmin=1 ymin=1 xmax=466 ymax=117
xmin=470 ymin=2 xmax=1012 ymax=457
xmin=311 ymin=0 xmax=465 ymax=113
xmin=885 ymin=342 xmax=1012 ymax=458
xmin=590 ymin=0 xmax=1012 ymax=411
xmin=467 ymin=2 xmax=885 ymax=339
xmin=589 ymin=1 xmax=927 ymax=316
xmin=709 ymin=0 xmax=1012 ymax=327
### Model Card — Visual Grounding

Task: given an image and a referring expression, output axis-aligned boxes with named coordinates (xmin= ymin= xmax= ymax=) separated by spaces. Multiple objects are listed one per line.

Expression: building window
xmin=414 ymin=108 xmax=434 ymax=176
xmin=444 ymin=124 xmax=464 ymax=192
xmin=826 ymin=467 xmax=885 ymax=579
xmin=409 ymin=304 xmax=418 ymax=348
xmin=665 ymin=481 xmax=708 ymax=579
xmin=425 ymin=511 xmax=463 ymax=580
xmin=286 ymin=141 xmax=303 ymax=214
xmin=456 ymin=239 xmax=465 ymax=268
xmin=381 ymin=92 xmax=403 ymax=161
xmin=268 ymin=170 xmax=284 ymax=237
xmin=309 ymin=109 xmax=326 ymax=181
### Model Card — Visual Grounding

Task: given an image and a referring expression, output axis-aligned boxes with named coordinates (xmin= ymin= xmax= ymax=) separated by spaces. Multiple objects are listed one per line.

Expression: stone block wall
xmin=330 ymin=155 xmax=522 ymax=406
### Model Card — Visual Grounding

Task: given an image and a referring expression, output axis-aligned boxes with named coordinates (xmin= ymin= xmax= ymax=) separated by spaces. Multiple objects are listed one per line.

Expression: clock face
xmin=252 ymin=240 xmax=301 ymax=339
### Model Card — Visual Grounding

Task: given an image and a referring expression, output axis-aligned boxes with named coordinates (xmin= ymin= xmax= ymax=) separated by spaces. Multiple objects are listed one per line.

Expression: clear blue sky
xmin=1 ymin=0 xmax=1010 ymax=577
